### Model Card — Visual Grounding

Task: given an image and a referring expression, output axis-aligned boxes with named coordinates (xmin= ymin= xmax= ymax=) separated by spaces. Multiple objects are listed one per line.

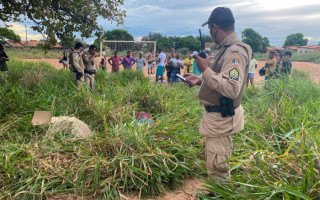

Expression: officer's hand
xmin=184 ymin=73 xmax=200 ymax=87
xmin=80 ymin=72 xmax=84 ymax=76
xmin=193 ymin=54 xmax=210 ymax=73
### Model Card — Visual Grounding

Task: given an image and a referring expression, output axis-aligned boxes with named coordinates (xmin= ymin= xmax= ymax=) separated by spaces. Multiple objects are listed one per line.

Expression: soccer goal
xmin=100 ymin=40 xmax=156 ymax=58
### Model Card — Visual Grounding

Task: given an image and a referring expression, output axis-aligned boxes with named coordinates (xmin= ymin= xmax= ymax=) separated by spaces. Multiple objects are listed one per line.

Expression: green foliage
xmin=94 ymin=29 xmax=134 ymax=50
xmin=242 ymin=28 xmax=270 ymax=53
xmin=0 ymin=27 xmax=21 ymax=44
xmin=196 ymin=35 xmax=213 ymax=43
xmin=0 ymin=60 xmax=204 ymax=199
xmin=0 ymin=1 xmax=125 ymax=49
xmin=175 ymin=36 xmax=200 ymax=51
xmin=283 ymin=33 xmax=308 ymax=47
xmin=157 ymin=37 xmax=174 ymax=51
xmin=142 ymin=32 xmax=163 ymax=41
xmin=201 ymin=70 xmax=320 ymax=199
xmin=177 ymin=47 xmax=189 ymax=55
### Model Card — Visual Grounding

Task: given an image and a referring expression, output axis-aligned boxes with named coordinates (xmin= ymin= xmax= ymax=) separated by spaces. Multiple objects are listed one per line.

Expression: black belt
xmin=205 ymin=105 xmax=239 ymax=113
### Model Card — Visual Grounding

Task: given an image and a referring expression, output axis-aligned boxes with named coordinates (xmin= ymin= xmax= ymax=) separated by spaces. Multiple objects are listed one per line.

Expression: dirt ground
xmin=24 ymin=58 xmax=320 ymax=200
xmin=24 ymin=58 xmax=320 ymax=86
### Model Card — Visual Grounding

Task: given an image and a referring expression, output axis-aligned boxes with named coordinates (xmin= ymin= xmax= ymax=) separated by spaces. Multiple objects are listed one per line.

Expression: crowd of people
xmin=61 ymin=43 xmax=216 ymax=88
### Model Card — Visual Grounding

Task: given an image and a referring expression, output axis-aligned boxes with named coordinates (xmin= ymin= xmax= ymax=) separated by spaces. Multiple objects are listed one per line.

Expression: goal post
xmin=100 ymin=40 xmax=156 ymax=58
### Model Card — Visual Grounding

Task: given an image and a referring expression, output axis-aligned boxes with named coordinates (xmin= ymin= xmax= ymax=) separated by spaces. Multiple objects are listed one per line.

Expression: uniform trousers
xmin=72 ymin=72 xmax=84 ymax=87
xmin=84 ymin=73 xmax=95 ymax=90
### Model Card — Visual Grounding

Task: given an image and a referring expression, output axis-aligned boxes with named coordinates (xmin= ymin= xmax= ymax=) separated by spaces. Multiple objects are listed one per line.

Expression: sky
xmin=5 ymin=0 xmax=320 ymax=47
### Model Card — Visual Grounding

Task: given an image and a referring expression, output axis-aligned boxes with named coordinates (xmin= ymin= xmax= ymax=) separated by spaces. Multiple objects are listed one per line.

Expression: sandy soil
xmin=24 ymin=58 xmax=320 ymax=86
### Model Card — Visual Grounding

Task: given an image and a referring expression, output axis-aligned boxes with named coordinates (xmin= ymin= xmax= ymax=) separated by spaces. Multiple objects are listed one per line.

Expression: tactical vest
xmin=198 ymin=41 xmax=251 ymax=106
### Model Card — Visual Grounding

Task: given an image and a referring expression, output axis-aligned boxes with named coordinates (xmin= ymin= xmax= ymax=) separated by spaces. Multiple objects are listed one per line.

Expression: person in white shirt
xmin=136 ymin=52 xmax=146 ymax=71
xmin=155 ymin=49 xmax=166 ymax=83
xmin=168 ymin=52 xmax=184 ymax=84
xmin=247 ymin=53 xmax=257 ymax=87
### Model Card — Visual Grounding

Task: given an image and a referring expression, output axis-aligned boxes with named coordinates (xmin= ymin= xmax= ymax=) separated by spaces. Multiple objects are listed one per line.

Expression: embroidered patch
xmin=230 ymin=57 xmax=241 ymax=67
xmin=74 ymin=57 xmax=78 ymax=61
xmin=229 ymin=68 xmax=239 ymax=81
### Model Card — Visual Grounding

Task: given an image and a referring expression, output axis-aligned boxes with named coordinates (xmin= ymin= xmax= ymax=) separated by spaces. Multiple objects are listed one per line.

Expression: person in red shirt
xmin=108 ymin=51 xmax=123 ymax=72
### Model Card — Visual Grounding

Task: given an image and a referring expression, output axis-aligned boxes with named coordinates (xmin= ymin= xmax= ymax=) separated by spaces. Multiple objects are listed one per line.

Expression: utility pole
xmin=25 ymin=24 xmax=28 ymax=47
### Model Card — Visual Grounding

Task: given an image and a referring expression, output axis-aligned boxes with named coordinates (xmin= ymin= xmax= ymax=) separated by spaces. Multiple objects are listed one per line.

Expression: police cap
xmin=89 ymin=45 xmax=97 ymax=51
xmin=202 ymin=7 xmax=235 ymax=27
xmin=75 ymin=42 xmax=83 ymax=50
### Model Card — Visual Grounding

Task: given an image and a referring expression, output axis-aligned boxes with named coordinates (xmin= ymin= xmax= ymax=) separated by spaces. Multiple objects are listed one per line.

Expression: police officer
xmin=185 ymin=7 xmax=252 ymax=186
xmin=71 ymin=42 xmax=85 ymax=87
xmin=82 ymin=45 xmax=98 ymax=90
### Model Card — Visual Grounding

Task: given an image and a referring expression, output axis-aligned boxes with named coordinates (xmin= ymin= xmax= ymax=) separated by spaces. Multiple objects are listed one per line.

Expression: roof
xmin=287 ymin=46 xmax=298 ymax=50
xmin=298 ymin=45 xmax=320 ymax=49
xmin=266 ymin=46 xmax=285 ymax=51
xmin=6 ymin=41 xmax=24 ymax=47
xmin=204 ymin=42 xmax=215 ymax=49
xmin=20 ymin=40 xmax=62 ymax=48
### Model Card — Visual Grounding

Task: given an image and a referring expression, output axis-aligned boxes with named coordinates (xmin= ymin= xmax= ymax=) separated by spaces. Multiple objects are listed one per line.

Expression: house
xmin=4 ymin=40 xmax=63 ymax=51
xmin=3 ymin=41 xmax=24 ymax=48
xmin=286 ymin=46 xmax=298 ymax=52
xmin=266 ymin=46 xmax=285 ymax=53
xmin=20 ymin=40 xmax=63 ymax=50
xmin=296 ymin=45 xmax=320 ymax=54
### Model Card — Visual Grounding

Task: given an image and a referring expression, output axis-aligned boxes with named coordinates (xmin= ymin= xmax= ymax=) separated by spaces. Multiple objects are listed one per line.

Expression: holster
xmin=219 ymin=97 xmax=235 ymax=117
xmin=84 ymin=69 xmax=96 ymax=75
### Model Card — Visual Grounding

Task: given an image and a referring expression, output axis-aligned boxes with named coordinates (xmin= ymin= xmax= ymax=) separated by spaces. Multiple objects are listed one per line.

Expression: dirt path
xmin=24 ymin=58 xmax=320 ymax=86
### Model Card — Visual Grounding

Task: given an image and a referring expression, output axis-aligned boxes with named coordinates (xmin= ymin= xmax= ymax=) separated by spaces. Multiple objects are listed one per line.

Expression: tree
xmin=93 ymin=29 xmax=134 ymax=50
xmin=142 ymin=32 xmax=163 ymax=41
xmin=283 ymin=33 xmax=308 ymax=47
xmin=242 ymin=28 xmax=269 ymax=53
xmin=157 ymin=37 xmax=174 ymax=51
xmin=0 ymin=27 xmax=21 ymax=44
xmin=176 ymin=36 xmax=200 ymax=51
xmin=0 ymin=1 xmax=125 ymax=49
xmin=261 ymin=37 xmax=270 ymax=53
xmin=196 ymin=35 xmax=213 ymax=43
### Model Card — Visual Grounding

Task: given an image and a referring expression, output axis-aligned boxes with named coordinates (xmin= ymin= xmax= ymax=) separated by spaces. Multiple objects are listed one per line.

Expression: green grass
xmin=201 ymin=70 xmax=320 ymax=199
xmin=0 ymin=59 xmax=204 ymax=199
xmin=6 ymin=48 xmax=62 ymax=59
xmin=1 ymin=60 xmax=320 ymax=199
xmin=254 ymin=51 xmax=320 ymax=63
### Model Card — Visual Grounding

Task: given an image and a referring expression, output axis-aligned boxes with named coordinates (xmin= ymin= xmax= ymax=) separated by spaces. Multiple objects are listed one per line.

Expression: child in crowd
xmin=247 ymin=52 xmax=257 ymax=87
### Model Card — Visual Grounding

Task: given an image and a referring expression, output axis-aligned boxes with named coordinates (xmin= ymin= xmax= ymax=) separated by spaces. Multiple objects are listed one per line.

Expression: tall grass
xmin=1 ymin=59 xmax=320 ymax=199
xmin=0 ymin=59 xmax=203 ymax=199
xmin=201 ymin=70 xmax=320 ymax=199
xmin=6 ymin=48 xmax=62 ymax=59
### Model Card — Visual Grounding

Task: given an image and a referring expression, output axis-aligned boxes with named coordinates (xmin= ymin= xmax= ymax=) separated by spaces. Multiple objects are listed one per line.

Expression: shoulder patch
xmin=230 ymin=57 xmax=241 ymax=67
xmin=229 ymin=68 xmax=239 ymax=81
xmin=74 ymin=57 xmax=78 ymax=61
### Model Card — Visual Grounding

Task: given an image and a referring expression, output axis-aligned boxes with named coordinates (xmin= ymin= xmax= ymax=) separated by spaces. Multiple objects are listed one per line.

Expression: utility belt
xmin=205 ymin=97 xmax=238 ymax=117
xmin=84 ymin=69 xmax=96 ymax=75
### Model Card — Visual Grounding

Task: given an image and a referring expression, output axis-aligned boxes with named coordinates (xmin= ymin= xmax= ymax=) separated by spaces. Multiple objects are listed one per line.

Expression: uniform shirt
xmin=136 ymin=57 xmax=145 ymax=69
xmin=108 ymin=56 xmax=122 ymax=70
xmin=265 ymin=59 xmax=276 ymax=76
xmin=197 ymin=32 xmax=252 ymax=137
xmin=72 ymin=51 xmax=85 ymax=73
xmin=122 ymin=56 xmax=135 ymax=69
xmin=82 ymin=51 xmax=97 ymax=71
xmin=184 ymin=57 xmax=194 ymax=73
xmin=248 ymin=58 xmax=257 ymax=74
xmin=158 ymin=52 xmax=166 ymax=66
